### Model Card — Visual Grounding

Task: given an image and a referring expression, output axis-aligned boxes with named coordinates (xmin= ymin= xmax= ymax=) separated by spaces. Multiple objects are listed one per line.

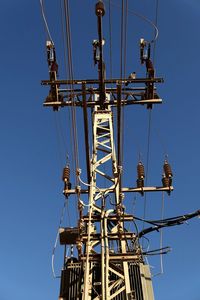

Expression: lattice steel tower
xmin=42 ymin=1 xmax=174 ymax=299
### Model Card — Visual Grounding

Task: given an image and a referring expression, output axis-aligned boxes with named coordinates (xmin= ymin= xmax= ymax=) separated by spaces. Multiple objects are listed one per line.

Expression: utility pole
xmin=42 ymin=1 xmax=174 ymax=299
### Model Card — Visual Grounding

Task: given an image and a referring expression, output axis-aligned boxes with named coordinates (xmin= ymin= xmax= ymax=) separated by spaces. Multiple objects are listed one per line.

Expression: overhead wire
xmin=62 ymin=0 xmax=80 ymax=219
xmin=40 ymin=0 xmax=72 ymax=171
xmin=105 ymin=0 xmax=159 ymax=44
xmin=159 ymin=192 xmax=165 ymax=274
xmin=54 ymin=113 xmax=65 ymax=169
xmin=152 ymin=0 xmax=166 ymax=276
xmin=118 ymin=0 xmax=128 ymax=187
xmin=120 ymin=0 xmax=130 ymax=251
xmin=121 ymin=0 xmax=128 ymax=173
xmin=39 ymin=0 xmax=54 ymax=43
xmin=142 ymin=0 xmax=159 ymax=250
xmin=137 ymin=209 xmax=200 ymax=238
xmin=153 ymin=0 xmax=159 ymax=64
xmin=108 ymin=0 xmax=113 ymax=81
xmin=152 ymin=0 xmax=169 ymax=159
xmin=40 ymin=0 xmax=75 ymax=278
xmin=63 ymin=0 xmax=79 ymax=171
xmin=142 ymin=109 xmax=152 ymax=248
xmin=52 ymin=198 xmax=71 ymax=278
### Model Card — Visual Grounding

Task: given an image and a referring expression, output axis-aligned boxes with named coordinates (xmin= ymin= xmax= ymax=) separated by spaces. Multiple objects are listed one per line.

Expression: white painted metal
xmin=82 ymin=95 xmax=133 ymax=299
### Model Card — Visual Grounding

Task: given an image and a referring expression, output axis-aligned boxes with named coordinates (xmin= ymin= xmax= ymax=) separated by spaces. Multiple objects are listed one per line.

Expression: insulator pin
xmin=137 ymin=162 xmax=145 ymax=179
xmin=163 ymin=161 xmax=173 ymax=178
xmin=162 ymin=176 xmax=170 ymax=187
xmin=137 ymin=178 xmax=144 ymax=188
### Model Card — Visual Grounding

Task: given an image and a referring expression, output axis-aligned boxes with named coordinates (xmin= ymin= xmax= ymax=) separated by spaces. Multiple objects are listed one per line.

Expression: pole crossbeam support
xmin=63 ymin=185 xmax=174 ymax=196
xmin=41 ymin=77 xmax=164 ymax=85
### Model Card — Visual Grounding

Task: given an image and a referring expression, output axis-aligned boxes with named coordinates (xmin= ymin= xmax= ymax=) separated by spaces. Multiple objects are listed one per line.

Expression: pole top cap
xmin=95 ymin=1 xmax=105 ymax=17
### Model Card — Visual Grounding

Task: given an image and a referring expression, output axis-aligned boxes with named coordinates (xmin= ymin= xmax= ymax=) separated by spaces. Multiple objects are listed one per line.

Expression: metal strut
xmin=82 ymin=97 xmax=133 ymax=299
xmin=42 ymin=2 xmax=169 ymax=300
xmin=95 ymin=1 xmax=106 ymax=108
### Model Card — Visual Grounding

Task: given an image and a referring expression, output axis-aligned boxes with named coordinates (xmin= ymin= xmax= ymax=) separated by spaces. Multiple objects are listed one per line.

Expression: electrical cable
xmin=121 ymin=0 xmax=128 ymax=181
xmin=159 ymin=191 xmax=165 ymax=274
xmin=63 ymin=0 xmax=80 ymax=220
xmin=52 ymin=199 xmax=70 ymax=278
xmin=143 ymin=246 xmax=171 ymax=256
xmin=63 ymin=0 xmax=79 ymax=173
xmin=54 ymin=113 xmax=64 ymax=169
xmin=142 ymin=109 xmax=152 ymax=246
xmin=120 ymin=0 xmax=124 ymax=80
xmin=108 ymin=0 xmax=113 ymax=81
xmin=106 ymin=0 xmax=159 ymax=43
xmin=39 ymin=0 xmax=54 ymax=43
xmin=138 ymin=209 xmax=200 ymax=238
xmin=153 ymin=0 xmax=159 ymax=64
xmin=153 ymin=191 xmax=165 ymax=277
xmin=76 ymin=170 xmax=109 ymax=212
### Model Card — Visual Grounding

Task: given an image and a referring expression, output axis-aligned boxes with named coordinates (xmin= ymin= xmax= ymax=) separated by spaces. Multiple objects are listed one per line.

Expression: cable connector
xmin=76 ymin=168 xmax=82 ymax=176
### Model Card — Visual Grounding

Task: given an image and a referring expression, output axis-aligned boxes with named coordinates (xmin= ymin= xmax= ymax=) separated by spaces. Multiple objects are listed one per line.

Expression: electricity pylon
xmin=42 ymin=1 xmax=173 ymax=299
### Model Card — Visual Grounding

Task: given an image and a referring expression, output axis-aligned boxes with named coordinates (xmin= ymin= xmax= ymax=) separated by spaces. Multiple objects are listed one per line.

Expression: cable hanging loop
xmin=39 ymin=0 xmax=54 ymax=44
xmin=106 ymin=0 xmax=159 ymax=43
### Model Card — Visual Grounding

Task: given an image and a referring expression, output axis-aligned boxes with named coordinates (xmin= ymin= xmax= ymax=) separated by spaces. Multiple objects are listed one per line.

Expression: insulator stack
xmin=62 ymin=165 xmax=71 ymax=190
xmin=163 ymin=160 xmax=173 ymax=178
xmin=137 ymin=162 xmax=145 ymax=190
xmin=137 ymin=162 xmax=145 ymax=179
xmin=62 ymin=166 xmax=70 ymax=181
xmin=162 ymin=160 xmax=173 ymax=192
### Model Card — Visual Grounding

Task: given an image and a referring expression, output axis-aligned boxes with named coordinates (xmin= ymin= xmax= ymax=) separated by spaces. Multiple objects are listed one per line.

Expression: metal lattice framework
xmin=82 ymin=99 xmax=132 ymax=299
xmin=41 ymin=2 xmax=174 ymax=299
xmin=42 ymin=78 xmax=174 ymax=300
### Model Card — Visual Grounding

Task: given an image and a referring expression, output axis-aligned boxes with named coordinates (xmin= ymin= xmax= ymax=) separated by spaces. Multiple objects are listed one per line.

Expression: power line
xmin=39 ymin=0 xmax=54 ymax=43
xmin=108 ymin=0 xmax=113 ymax=80
xmin=153 ymin=0 xmax=159 ymax=64
xmin=106 ymin=0 xmax=159 ymax=44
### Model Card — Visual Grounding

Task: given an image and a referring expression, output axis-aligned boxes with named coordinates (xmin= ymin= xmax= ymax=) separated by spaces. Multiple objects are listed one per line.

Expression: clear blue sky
xmin=0 ymin=1 xmax=200 ymax=300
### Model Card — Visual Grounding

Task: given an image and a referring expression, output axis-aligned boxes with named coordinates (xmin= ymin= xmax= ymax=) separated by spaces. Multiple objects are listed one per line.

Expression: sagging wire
xmin=52 ymin=198 xmax=70 ymax=278
xmin=63 ymin=0 xmax=80 ymax=220
xmin=77 ymin=169 xmax=106 ymax=205
xmin=158 ymin=191 xmax=165 ymax=275
xmin=107 ymin=193 xmax=116 ymax=206
xmin=153 ymin=0 xmax=159 ymax=64
xmin=77 ymin=166 xmax=122 ymax=198
xmin=120 ymin=0 xmax=128 ymax=183
xmin=141 ymin=236 xmax=150 ymax=266
xmin=143 ymin=246 xmax=171 ymax=256
xmin=153 ymin=122 xmax=169 ymax=159
xmin=151 ymin=191 xmax=166 ymax=277
xmin=137 ymin=209 xmax=200 ymax=238
xmin=54 ymin=112 xmax=70 ymax=169
xmin=106 ymin=0 xmax=159 ymax=44
xmin=142 ymin=109 xmax=152 ymax=247
xmin=39 ymin=0 xmax=54 ymax=44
